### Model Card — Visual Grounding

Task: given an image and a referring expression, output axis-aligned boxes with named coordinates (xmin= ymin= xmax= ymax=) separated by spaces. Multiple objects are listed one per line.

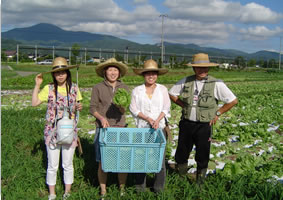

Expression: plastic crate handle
xmin=148 ymin=128 xmax=164 ymax=146
xmin=101 ymin=128 xmax=107 ymax=145
xmin=159 ymin=129 xmax=164 ymax=146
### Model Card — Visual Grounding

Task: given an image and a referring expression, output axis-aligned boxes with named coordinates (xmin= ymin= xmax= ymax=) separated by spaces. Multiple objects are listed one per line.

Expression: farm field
xmin=1 ymin=63 xmax=283 ymax=200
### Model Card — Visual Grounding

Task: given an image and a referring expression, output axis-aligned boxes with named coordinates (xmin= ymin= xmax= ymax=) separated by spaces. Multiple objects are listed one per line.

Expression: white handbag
xmin=56 ymin=107 xmax=74 ymax=145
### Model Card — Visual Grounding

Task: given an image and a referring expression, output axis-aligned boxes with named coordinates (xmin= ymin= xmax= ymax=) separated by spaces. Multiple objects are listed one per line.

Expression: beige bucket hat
xmin=95 ymin=58 xmax=128 ymax=78
xmin=133 ymin=59 xmax=168 ymax=75
xmin=187 ymin=53 xmax=219 ymax=67
xmin=43 ymin=57 xmax=78 ymax=74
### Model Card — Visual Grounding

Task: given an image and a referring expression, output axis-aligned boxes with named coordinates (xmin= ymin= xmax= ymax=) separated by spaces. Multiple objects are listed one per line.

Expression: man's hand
xmin=210 ymin=98 xmax=238 ymax=126
xmin=209 ymin=116 xmax=219 ymax=126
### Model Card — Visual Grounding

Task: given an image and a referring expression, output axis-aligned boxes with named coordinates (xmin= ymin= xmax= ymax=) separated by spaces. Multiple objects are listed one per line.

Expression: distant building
xmin=219 ymin=63 xmax=238 ymax=69
xmin=219 ymin=63 xmax=230 ymax=69
xmin=28 ymin=54 xmax=35 ymax=59
xmin=4 ymin=50 xmax=17 ymax=59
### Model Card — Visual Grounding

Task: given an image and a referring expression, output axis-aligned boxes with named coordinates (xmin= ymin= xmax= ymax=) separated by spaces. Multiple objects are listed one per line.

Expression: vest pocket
xmin=199 ymin=109 xmax=213 ymax=122
xmin=198 ymin=95 xmax=215 ymax=108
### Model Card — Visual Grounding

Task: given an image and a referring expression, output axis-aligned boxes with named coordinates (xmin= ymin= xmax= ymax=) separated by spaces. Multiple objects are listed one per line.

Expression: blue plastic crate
xmin=99 ymin=127 xmax=166 ymax=173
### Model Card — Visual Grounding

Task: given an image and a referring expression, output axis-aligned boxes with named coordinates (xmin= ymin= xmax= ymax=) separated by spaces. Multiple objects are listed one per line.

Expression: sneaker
xmin=48 ymin=194 xmax=56 ymax=200
xmin=63 ymin=193 xmax=71 ymax=200
xmin=120 ymin=187 xmax=125 ymax=196
xmin=100 ymin=194 xmax=106 ymax=200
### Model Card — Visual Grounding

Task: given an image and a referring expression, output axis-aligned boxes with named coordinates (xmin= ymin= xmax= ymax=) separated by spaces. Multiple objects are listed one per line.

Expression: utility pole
xmin=127 ymin=47 xmax=129 ymax=63
xmin=160 ymin=14 xmax=168 ymax=67
xmin=69 ymin=47 xmax=71 ymax=65
xmin=53 ymin=46 xmax=55 ymax=61
xmin=279 ymin=36 xmax=282 ymax=71
xmin=16 ymin=44 xmax=19 ymax=64
xmin=125 ymin=46 xmax=129 ymax=63
xmin=35 ymin=45 xmax=37 ymax=64
xmin=85 ymin=48 xmax=87 ymax=66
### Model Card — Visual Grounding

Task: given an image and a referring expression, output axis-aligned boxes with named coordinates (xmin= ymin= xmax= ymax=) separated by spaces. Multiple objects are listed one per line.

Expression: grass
xmin=1 ymin=64 xmax=283 ymax=199
xmin=2 ymin=109 xmax=282 ymax=200
xmin=1 ymin=69 xmax=18 ymax=79
xmin=2 ymin=62 xmax=283 ymax=90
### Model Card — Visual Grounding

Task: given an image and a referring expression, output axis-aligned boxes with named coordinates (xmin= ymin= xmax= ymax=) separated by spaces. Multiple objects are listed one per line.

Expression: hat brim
xmin=42 ymin=65 xmax=79 ymax=74
xmin=133 ymin=68 xmax=168 ymax=75
xmin=187 ymin=63 xmax=219 ymax=67
xmin=96 ymin=62 xmax=128 ymax=77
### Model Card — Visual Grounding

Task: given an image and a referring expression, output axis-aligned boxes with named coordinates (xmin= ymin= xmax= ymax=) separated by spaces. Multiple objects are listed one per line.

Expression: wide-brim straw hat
xmin=95 ymin=58 xmax=128 ymax=78
xmin=187 ymin=53 xmax=219 ymax=67
xmin=133 ymin=59 xmax=168 ymax=75
xmin=43 ymin=57 xmax=78 ymax=74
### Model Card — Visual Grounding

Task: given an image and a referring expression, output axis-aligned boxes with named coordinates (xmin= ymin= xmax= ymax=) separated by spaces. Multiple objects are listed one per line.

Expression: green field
xmin=1 ymin=63 xmax=283 ymax=199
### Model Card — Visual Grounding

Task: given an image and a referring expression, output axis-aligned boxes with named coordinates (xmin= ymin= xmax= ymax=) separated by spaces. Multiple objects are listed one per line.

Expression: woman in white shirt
xmin=130 ymin=59 xmax=171 ymax=193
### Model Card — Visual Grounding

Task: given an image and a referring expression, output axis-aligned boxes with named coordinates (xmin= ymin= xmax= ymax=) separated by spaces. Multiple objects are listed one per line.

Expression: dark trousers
xmin=135 ymin=153 xmax=166 ymax=192
xmin=135 ymin=129 xmax=167 ymax=192
xmin=175 ymin=119 xmax=211 ymax=170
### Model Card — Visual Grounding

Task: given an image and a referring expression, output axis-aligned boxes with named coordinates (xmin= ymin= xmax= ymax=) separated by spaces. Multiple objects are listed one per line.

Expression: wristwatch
xmin=216 ymin=111 xmax=221 ymax=117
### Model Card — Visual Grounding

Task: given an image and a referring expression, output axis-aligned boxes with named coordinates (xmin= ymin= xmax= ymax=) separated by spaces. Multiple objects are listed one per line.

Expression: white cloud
xmin=2 ymin=0 xmax=162 ymax=39
xmin=133 ymin=5 xmax=160 ymax=20
xmin=164 ymin=0 xmax=240 ymax=21
xmin=240 ymin=3 xmax=282 ymax=23
xmin=86 ymin=16 xmax=231 ymax=45
xmin=239 ymin=26 xmax=283 ymax=40
xmin=149 ymin=18 xmax=230 ymax=45
xmin=164 ymin=0 xmax=282 ymax=24
xmin=2 ymin=0 xmax=133 ymax=27
xmin=67 ymin=22 xmax=138 ymax=37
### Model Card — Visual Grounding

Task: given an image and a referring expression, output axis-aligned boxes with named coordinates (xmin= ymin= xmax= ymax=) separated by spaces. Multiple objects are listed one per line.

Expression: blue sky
xmin=1 ymin=0 xmax=283 ymax=53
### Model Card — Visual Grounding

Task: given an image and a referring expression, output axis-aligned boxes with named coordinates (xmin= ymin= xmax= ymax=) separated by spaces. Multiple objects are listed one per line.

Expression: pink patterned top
xmin=44 ymin=83 xmax=79 ymax=147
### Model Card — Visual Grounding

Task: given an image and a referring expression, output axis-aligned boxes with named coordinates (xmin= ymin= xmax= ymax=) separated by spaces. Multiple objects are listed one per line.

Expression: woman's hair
xmin=51 ymin=69 xmax=72 ymax=100
xmin=103 ymin=66 xmax=121 ymax=80
xmin=142 ymin=71 xmax=158 ymax=76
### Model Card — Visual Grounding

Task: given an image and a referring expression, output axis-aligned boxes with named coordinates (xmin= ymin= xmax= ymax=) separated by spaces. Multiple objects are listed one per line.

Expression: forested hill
xmin=2 ymin=23 xmax=280 ymax=60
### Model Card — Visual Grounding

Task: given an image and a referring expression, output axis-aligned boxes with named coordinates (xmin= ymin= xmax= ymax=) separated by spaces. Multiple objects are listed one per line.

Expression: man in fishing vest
xmin=169 ymin=53 xmax=238 ymax=184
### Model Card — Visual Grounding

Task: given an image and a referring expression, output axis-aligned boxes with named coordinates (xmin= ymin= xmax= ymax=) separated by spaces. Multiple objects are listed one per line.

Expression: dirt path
xmin=15 ymin=71 xmax=38 ymax=76
xmin=2 ymin=65 xmax=37 ymax=77
xmin=1 ymin=87 xmax=92 ymax=96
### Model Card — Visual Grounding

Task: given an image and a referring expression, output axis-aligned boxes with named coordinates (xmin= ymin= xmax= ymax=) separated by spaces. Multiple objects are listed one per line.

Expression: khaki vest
xmin=181 ymin=75 xmax=219 ymax=122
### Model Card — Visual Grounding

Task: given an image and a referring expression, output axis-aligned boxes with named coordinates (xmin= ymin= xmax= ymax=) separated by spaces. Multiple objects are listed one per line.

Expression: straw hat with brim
xmin=133 ymin=59 xmax=168 ymax=75
xmin=95 ymin=58 xmax=128 ymax=78
xmin=187 ymin=53 xmax=219 ymax=67
xmin=42 ymin=57 xmax=78 ymax=74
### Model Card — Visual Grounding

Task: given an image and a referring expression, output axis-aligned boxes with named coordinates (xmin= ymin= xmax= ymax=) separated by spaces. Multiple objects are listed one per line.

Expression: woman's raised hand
xmin=35 ymin=73 xmax=43 ymax=86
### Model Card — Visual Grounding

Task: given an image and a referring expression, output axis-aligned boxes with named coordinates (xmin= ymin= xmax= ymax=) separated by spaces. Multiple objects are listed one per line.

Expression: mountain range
xmin=1 ymin=23 xmax=280 ymax=61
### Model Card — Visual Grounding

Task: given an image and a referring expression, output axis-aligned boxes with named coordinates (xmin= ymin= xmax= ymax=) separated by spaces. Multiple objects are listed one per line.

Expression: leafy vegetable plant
xmin=113 ymin=88 xmax=131 ymax=109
